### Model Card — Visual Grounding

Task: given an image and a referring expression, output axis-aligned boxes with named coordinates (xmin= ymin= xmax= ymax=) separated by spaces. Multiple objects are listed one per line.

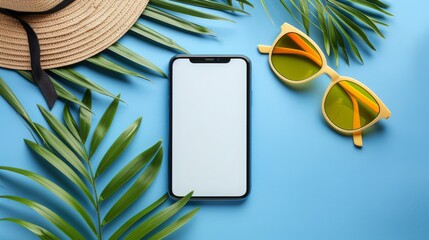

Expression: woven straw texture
xmin=0 ymin=0 xmax=62 ymax=12
xmin=0 ymin=0 xmax=149 ymax=70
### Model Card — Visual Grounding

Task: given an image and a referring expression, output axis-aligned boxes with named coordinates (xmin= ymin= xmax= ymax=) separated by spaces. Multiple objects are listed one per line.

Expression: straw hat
xmin=0 ymin=0 xmax=149 ymax=70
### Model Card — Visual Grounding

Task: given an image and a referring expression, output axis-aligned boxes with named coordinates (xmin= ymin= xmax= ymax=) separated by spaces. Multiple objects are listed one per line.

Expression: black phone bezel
xmin=168 ymin=54 xmax=251 ymax=201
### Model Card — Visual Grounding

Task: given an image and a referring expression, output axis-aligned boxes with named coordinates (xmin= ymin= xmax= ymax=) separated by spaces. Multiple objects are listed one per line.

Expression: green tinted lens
xmin=271 ymin=33 xmax=322 ymax=81
xmin=324 ymin=80 xmax=380 ymax=131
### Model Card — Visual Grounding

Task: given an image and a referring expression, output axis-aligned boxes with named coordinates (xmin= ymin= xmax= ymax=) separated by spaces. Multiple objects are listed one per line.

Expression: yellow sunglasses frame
xmin=258 ymin=23 xmax=391 ymax=147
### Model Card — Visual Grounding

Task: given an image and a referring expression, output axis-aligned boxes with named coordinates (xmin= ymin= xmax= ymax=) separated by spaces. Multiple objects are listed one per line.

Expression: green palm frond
xmin=0 ymin=1 xmax=251 ymax=237
xmin=0 ymin=87 xmax=198 ymax=239
xmin=262 ymin=0 xmax=392 ymax=66
xmin=1 ymin=0 xmax=251 ymax=110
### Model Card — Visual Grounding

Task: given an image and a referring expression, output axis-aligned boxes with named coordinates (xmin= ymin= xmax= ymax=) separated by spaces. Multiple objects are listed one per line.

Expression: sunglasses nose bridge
xmin=325 ymin=66 xmax=340 ymax=81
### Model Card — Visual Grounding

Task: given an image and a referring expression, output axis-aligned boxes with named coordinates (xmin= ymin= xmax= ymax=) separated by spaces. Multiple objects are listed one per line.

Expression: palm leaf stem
xmin=88 ymin=159 xmax=102 ymax=239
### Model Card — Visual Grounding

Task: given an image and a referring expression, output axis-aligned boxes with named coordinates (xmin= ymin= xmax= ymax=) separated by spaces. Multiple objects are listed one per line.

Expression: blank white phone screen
xmin=171 ymin=58 xmax=248 ymax=197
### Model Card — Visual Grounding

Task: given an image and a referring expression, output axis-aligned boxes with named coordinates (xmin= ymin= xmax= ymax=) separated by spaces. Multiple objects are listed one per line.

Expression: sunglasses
xmin=258 ymin=23 xmax=391 ymax=147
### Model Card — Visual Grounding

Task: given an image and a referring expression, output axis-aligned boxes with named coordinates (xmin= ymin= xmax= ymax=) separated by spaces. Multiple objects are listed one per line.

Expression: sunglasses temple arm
xmin=339 ymin=81 xmax=379 ymax=114
xmin=353 ymin=132 xmax=363 ymax=147
xmin=345 ymin=89 xmax=363 ymax=147
xmin=288 ymin=33 xmax=321 ymax=62
xmin=258 ymin=45 xmax=271 ymax=54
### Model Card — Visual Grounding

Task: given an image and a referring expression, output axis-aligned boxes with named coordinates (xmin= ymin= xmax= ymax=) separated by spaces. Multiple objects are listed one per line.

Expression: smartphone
xmin=169 ymin=55 xmax=251 ymax=200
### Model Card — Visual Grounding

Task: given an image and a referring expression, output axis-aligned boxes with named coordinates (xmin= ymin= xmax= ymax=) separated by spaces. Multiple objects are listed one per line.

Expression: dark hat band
xmin=0 ymin=0 xmax=75 ymax=109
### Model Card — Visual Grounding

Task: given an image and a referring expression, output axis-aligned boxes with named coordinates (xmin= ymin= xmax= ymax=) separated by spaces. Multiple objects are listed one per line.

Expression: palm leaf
xmin=0 ymin=196 xmax=84 ymax=239
xmin=79 ymin=90 xmax=92 ymax=143
xmin=49 ymin=68 xmax=118 ymax=100
xmin=314 ymin=0 xmax=331 ymax=55
xmin=130 ymin=23 xmax=189 ymax=53
xmin=329 ymin=12 xmax=363 ymax=63
xmin=124 ymin=191 xmax=194 ymax=240
xmin=38 ymin=105 xmax=88 ymax=161
xmin=103 ymin=147 xmax=164 ymax=225
xmin=150 ymin=0 xmax=234 ymax=22
xmin=63 ymin=104 xmax=82 ymax=143
xmin=100 ymin=140 xmax=162 ymax=201
xmin=300 ymin=0 xmax=311 ymax=34
xmin=0 ymin=77 xmax=42 ymax=142
xmin=0 ymin=167 xmax=97 ymax=236
xmin=328 ymin=15 xmax=340 ymax=66
xmin=170 ymin=0 xmax=249 ymax=13
xmin=143 ymin=6 xmax=215 ymax=36
xmin=333 ymin=22 xmax=349 ymax=65
xmin=89 ymin=95 xmax=120 ymax=158
xmin=24 ymin=140 xmax=94 ymax=206
xmin=108 ymin=43 xmax=166 ymax=77
xmin=34 ymin=124 xmax=91 ymax=182
xmin=86 ymin=56 xmax=149 ymax=81
xmin=327 ymin=4 xmax=376 ymax=50
xmin=260 ymin=0 xmax=273 ymax=24
xmin=148 ymin=208 xmax=200 ymax=240
xmin=1 ymin=0 xmax=250 ymax=238
xmin=0 ymin=218 xmax=59 ymax=240
xmin=110 ymin=194 xmax=168 ymax=240
xmin=95 ymin=117 xmax=142 ymax=177
xmin=329 ymin=0 xmax=385 ymax=37
xmin=1 ymin=89 xmax=197 ymax=240
xmin=232 ymin=0 xmax=254 ymax=8
xmin=261 ymin=0 xmax=392 ymax=65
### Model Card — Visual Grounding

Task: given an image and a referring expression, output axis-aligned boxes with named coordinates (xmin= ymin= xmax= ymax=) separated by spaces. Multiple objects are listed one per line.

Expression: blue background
xmin=1 ymin=1 xmax=429 ymax=239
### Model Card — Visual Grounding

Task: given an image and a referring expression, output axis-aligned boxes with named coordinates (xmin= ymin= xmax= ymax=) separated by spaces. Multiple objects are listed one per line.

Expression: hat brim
xmin=0 ymin=0 xmax=149 ymax=70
